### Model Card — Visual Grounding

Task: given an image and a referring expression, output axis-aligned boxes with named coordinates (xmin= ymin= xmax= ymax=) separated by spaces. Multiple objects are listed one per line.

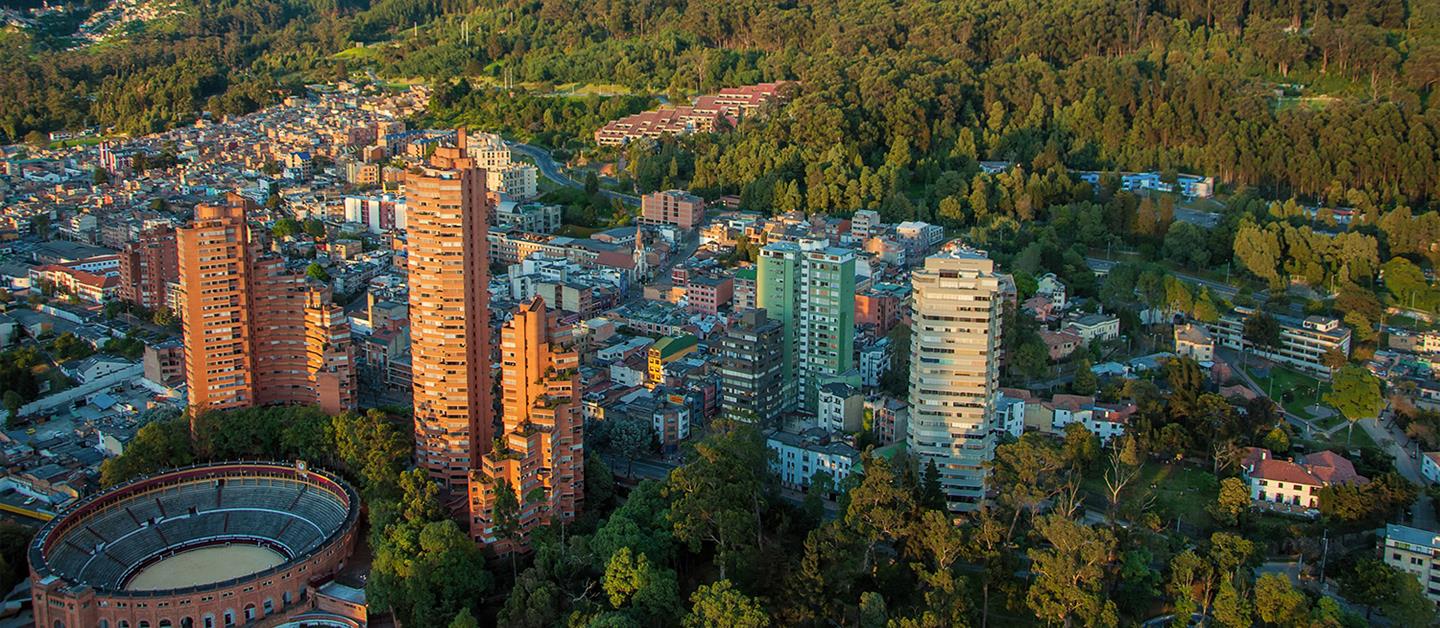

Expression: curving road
xmin=1084 ymin=257 xmax=1254 ymax=301
xmin=508 ymin=141 xmax=640 ymax=206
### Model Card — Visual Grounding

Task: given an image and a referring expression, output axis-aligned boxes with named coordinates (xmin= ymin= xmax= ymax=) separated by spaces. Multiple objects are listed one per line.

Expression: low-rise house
xmin=1065 ymin=313 xmax=1120 ymax=343
xmin=1242 ymin=448 xmax=1367 ymax=516
xmin=767 ymin=428 xmax=860 ymax=490
xmin=61 ymin=356 xmax=138 ymax=385
xmin=1023 ymin=295 xmax=1057 ymax=322
xmin=1036 ymin=273 xmax=1067 ymax=310
xmin=1040 ymin=329 xmax=1082 ymax=361
xmin=1046 ymin=395 xmax=1135 ymax=444
xmin=1174 ymin=323 xmax=1215 ymax=363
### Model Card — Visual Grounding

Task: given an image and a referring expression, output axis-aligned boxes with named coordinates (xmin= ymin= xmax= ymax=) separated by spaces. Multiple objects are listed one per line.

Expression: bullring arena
xmin=28 ymin=462 xmax=364 ymax=628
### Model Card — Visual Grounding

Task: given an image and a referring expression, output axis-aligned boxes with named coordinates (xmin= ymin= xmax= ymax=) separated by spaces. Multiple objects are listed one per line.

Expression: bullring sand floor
xmin=124 ymin=545 xmax=285 ymax=591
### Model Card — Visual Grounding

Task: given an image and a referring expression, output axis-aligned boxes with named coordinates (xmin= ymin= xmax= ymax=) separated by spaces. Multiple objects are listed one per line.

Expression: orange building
xmin=407 ymin=130 xmax=496 ymax=502
xmin=118 ymin=226 xmax=178 ymax=311
xmin=469 ymin=297 xmax=582 ymax=551
xmin=178 ymin=204 xmax=355 ymax=418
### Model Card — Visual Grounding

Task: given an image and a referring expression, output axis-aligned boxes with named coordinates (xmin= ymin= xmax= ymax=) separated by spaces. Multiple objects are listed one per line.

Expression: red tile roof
xmin=1302 ymin=451 xmax=1368 ymax=485
xmin=1251 ymin=458 xmax=1322 ymax=486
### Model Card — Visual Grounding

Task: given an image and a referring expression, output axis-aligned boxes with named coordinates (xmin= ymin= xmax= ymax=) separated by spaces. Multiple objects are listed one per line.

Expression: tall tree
xmin=1026 ymin=515 xmax=1118 ymax=628
xmin=1325 ymin=364 xmax=1384 ymax=445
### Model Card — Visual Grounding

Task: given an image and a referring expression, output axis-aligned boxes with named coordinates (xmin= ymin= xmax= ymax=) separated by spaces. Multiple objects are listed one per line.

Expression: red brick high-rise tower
xmin=177 ymin=204 xmax=355 ymax=420
xmin=407 ymin=130 xmax=496 ymax=506
xmin=469 ymin=296 xmax=582 ymax=551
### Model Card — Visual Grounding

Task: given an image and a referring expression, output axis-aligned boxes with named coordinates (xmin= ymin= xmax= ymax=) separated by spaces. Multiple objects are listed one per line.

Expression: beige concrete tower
xmin=906 ymin=243 xmax=1002 ymax=512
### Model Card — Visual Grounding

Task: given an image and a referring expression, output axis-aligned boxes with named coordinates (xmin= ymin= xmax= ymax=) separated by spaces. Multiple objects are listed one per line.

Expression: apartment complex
xmin=647 ymin=334 xmax=698 ymax=388
xmin=906 ymin=244 xmax=1002 ymax=512
xmin=757 ymin=241 xmax=857 ymax=413
xmin=1383 ymin=523 xmax=1440 ymax=604
xmin=718 ymin=308 xmax=786 ymax=424
xmin=469 ymin=297 xmax=583 ymax=551
xmin=463 ymin=131 xmax=539 ymax=199
xmin=594 ymin=82 xmax=790 ymax=146
xmin=1208 ymin=306 xmax=1351 ymax=376
xmin=118 ymin=226 xmax=178 ymax=311
xmin=177 ymin=204 xmax=355 ymax=417
xmin=640 ymin=189 xmax=703 ymax=230
xmin=407 ymin=131 xmax=495 ymax=500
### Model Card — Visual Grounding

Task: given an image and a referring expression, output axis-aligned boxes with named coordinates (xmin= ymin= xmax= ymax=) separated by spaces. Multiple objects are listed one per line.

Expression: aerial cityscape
xmin=1 ymin=1 xmax=1439 ymax=626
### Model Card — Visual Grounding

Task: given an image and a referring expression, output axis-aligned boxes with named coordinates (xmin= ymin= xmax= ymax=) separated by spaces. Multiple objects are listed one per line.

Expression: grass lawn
xmin=1244 ymin=364 xmax=1333 ymax=420
xmin=1299 ymin=421 xmax=1379 ymax=452
xmin=333 ymin=46 xmax=384 ymax=63
xmin=1083 ymin=461 xmax=1219 ymax=528
xmin=556 ymin=224 xmax=602 ymax=238
xmin=49 ymin=136 xmax=107 ymax=149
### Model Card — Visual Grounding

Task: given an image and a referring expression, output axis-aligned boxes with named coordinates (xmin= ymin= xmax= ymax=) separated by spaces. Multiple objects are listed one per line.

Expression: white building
xmin=487 ymin=164 xmax=539 ymax=199
xmin=1383 ymin=523 xmax=1440 ymax=603
xmin=816 ymin=382 xmax=863 ymax=433
xmin=992 ymin=393 xmax=1026 ymax=439
xmin=1047 ymin=397 xmax=1134 ymax=444
xmin=1036 ymin=273 xmax=1067 ymax=311
xmin=859 ymin=337 xmax=892 ymax=387
xmin=1242 ymin=449 xmax=1366 ymax=516
xmin=851 ymin=210 xmax=881 ymax=241
xmin=495 ymin=200 xmax=561 ymax=233
xmin=1065 ymin=314 xmax=1120 ymax=343
xmin=895 ymin=221 xmax=945 ymax=250
xmin=1423 ymin=452 xmax=1440 ymax=484
xmin=907 ymin=244 xmax=1001 ymax=512
xmin=1208 ymin=307 xmax=1352 ymax=377
xmin=766 ymin=428 xmax=860 ymax=490
xmin=1174 ymin=323 xmax=1215 ymax=363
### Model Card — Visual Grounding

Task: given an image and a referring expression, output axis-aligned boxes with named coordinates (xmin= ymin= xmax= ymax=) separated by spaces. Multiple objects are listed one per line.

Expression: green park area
xmin=1081 ymin=461 xmax=1220 ymax=527
xmin=1245 ymin=365 xmax=1336 ymax=424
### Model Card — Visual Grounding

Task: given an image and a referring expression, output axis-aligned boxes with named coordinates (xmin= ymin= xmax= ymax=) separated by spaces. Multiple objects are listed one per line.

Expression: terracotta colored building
xmin=178 ymin=205 xmax=355 ymax=417
xmin=640 ymin=189 xmax=703 ymax=230
xmin=469 ymin=297 xmax=583 ymax=552
xmin=855 ymin=287 xmax=902 ymax=335
xmin=407 ymin=130 xmax=496 ymax=504
xmin=118 ymin=226 xmax=179 ymax=311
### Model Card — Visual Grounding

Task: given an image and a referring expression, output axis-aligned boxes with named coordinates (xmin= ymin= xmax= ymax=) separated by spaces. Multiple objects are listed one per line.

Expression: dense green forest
xmin=7 ymin=0 xmax=1440 ymax=213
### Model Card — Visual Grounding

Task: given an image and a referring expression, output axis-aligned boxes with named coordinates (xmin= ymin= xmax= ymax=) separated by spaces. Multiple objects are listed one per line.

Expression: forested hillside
xmin=6 ymin=1 xmax=1439 ymax=214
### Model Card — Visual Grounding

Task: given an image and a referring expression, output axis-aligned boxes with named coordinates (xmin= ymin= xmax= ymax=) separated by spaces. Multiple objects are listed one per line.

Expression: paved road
xmin=1361 ymin=410 xmax=1438 ymax=531
xmin=508 ymin=142 xmax=641 ymax=206
xmin=1084 ymin=257 xmax=1247 ymax=300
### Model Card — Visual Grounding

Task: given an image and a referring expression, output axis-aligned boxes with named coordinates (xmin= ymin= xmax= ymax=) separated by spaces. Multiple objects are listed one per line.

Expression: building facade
xmin=757 ymin=241 xmax=856 ymax=413
xmin=767 ymin=428 xmax=860 ymax=489
xmin=1383 ymin=523 xmax=1440 ymax=604
xmin=1208 ymin=307 xmax=1352 ymax=376
xmin=906 ymin=244 xmax=1002 ymax=512
xmin=178 ymin=204 xmax=357 ymax=417
xmin=718 ymin=308 xmax=786 ymax=424
xmin=469 ymin=297 xmax=582 ymax=551
xmin=640 ymin=189 xmax=703 ymax=230
xmin=118 ymin=226 xmax=179 ymax=312
xmin=407 ymin=131 xmax=496 ymax=502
